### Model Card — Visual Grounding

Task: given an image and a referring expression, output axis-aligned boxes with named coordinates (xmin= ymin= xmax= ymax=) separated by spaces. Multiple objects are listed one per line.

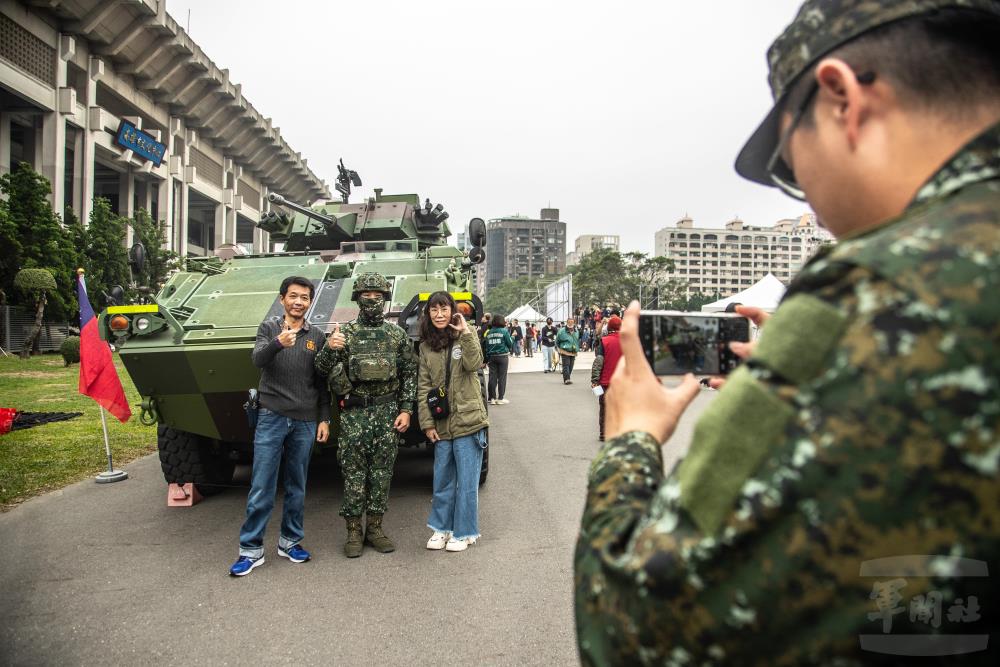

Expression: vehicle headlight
xmin=135 ymin=317 xmax=150 ymax=332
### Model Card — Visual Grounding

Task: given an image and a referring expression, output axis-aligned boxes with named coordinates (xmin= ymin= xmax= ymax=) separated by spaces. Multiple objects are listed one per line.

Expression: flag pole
xmin=95 ymin=406 xmax=128 ymax=483
xmin=95 ymin=403 xmax=128 ymax=484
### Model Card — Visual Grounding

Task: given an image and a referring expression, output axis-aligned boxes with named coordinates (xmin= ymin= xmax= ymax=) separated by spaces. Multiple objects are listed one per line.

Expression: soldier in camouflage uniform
xmin=575 ymin=1 xmax=1000 ymax=664
xmin=315 ymin=272 xmax=417 ymax=557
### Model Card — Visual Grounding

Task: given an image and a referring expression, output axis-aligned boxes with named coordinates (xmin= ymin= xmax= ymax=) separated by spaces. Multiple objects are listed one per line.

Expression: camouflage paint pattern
xmin=574 ymin=124 xmax=1000 ymax=665
xmin=337 ymin=401 xmax=400 ymax=518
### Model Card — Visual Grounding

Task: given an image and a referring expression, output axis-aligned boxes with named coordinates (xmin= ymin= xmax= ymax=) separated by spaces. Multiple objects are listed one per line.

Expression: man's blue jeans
xmin=239 ymin=408 xmax=315 ymax=558
xmin=542 ymin=345 xmax=553 ymax=371
xmin=427 ymin=428 xmax=486 ymax=540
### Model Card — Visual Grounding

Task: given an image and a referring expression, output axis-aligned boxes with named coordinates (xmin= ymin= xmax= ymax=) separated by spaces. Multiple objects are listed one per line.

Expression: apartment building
xmin=484 ymin=208 xmax=565 ymax=292
xmin=654 ymin=213 xmax=834 ymax=298
xmin=566 ymin=233 xmax=619 ymax=267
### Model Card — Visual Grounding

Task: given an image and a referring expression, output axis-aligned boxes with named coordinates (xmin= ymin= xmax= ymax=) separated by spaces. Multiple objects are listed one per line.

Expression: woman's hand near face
xmin=448 ymin=313 xmax=468 ymax=334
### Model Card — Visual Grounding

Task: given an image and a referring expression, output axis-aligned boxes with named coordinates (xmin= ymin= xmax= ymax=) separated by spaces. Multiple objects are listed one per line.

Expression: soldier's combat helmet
xmin=734 ymin=0 xmax=1000 ymax=187
xmin=351 ymin=272 xmax=392 ymax=302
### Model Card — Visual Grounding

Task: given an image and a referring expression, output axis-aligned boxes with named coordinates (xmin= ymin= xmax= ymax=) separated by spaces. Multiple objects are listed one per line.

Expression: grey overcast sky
xmin=166 ymin=0 xmax=811 ymax=254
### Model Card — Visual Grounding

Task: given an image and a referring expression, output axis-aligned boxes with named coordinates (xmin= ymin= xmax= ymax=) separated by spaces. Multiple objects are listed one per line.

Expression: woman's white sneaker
xmin=426 ymin=531 xmax=449 ymax=550
xmin=446 ymin=536 xmax=477 ymax=552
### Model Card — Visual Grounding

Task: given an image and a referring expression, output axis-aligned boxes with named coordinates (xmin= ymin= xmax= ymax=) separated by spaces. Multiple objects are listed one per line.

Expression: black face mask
xmin=358 ymin=295 xmax=385 ymax=323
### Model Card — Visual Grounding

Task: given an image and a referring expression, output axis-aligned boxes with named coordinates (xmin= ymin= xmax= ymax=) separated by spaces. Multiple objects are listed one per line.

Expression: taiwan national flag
xmin=77 ymin=273 xmax=131 ymax=422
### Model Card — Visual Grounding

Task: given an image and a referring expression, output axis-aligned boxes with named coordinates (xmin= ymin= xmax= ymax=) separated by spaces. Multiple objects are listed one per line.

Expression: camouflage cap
xmin=351 ymin=271 xmax=392 ymax=301
xmin=735 ymin=0 xmax=1000 ymax=186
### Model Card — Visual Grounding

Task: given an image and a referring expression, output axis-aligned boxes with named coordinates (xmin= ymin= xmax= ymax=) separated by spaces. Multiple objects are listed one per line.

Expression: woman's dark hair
xmin=419 ymin=291 xmax=457 ymax=352
xmin=491 ymin=314 xmax=506 ymax=328
xmin=280 ymin=276 xmax=315 ymax=300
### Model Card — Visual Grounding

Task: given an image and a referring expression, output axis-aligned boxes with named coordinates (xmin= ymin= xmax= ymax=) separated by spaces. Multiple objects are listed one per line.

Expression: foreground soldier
xmin=315 ymin=272 xmax=417 ymax=557
xmin=575 ymin=1 xmax=1000 ymax=664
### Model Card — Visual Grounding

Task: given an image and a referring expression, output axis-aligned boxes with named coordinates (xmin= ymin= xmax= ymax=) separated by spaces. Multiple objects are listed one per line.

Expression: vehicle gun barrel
xmin=267 ymin=192 xmax=337 ymax=227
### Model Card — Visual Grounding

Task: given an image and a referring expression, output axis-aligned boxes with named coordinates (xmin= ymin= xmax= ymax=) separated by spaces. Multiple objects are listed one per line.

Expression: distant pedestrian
xmin=556 ymin=318 xmax=581 ymax=385
xmin=510 ymin=319 xmax=524 ymax=357
xmin=589 ymin=315 xmax=621 ymax=441
xmin=484 ymin=314 xmax=513 ymax=404
xmin=540 ymin=317 xmax=558 ymax=373
xmin=417 ymin=291 xmax=488 ymax=553
xmin=525 ymin=322 xmax=537 ymax=358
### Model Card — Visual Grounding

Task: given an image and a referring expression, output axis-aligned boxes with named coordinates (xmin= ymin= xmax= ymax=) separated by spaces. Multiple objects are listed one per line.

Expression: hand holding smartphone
xmin=638 ymin=311 xmax=750 ymax=375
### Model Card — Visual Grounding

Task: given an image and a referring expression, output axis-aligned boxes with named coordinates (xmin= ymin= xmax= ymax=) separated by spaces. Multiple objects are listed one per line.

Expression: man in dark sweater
xmin=230 ymin=276 xmax=331 ymax=577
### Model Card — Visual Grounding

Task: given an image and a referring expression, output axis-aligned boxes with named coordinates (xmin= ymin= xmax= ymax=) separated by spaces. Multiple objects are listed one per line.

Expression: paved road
xmin=0 ymin=367 xmax=714 ymax=665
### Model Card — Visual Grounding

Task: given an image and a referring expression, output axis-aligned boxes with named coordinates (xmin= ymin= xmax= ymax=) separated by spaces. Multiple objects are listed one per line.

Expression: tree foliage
xmin=14 ymin=267 xmax=56 ymax=359
xmin=14 ymin=268 xmax=57 ymax=292
xmin=569 ymin=248 xmax=686 ymax=310
xmin=83 ymin=198 xmax=131 ymax=308
xmin=483 ymin=275 xmax=551 ymax=317
xmin=0 ymin=162 xmax=81 ymax=320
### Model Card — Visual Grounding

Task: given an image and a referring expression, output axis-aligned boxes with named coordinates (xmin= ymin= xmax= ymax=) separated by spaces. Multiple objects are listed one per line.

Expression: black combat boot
xmin=344 ymin=517 xmax=363 ymax=558
xmin=364 ymin=513 xmax=396 ymax=553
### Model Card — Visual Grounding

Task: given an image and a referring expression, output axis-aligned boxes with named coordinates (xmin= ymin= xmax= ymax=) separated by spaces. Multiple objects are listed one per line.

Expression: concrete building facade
xmin=0 ymin=0 xmax=329 ymax=257
xmin=654 ymin=213 xmax=834 ymax=299
xmin=484 ymin=208 xmax=565 ymax=293
xmin=566 ymin=233 xmax=619 ymax=267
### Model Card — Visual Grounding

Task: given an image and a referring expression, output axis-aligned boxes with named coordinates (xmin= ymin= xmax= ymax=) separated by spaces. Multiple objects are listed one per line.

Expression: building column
xmin=0 ymin=113 xmax=10 ymax=177
xmin=80 ymin=57 xmax=102 ymax=226
xmin=213 ymin=201 xmax=225 ymax=249
xmin=177 ymin=179 xmax=189 ymax=257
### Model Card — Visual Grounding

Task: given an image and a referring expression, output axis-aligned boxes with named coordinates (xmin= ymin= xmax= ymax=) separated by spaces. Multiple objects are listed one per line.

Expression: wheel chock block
xmin=167 ymin=483 xmax=203 ymax=507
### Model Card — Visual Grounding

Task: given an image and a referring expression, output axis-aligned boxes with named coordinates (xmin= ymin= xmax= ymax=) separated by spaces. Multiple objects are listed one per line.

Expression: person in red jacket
xmin=589 ymin=316 xmax=622 ymax=441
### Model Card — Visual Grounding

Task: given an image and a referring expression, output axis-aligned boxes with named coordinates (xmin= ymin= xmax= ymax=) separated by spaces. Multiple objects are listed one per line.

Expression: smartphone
xmin=639 ymin=311 xmax=750 ymax=375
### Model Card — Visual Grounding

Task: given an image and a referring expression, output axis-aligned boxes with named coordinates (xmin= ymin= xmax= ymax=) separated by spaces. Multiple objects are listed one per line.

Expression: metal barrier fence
xmin=0 ymin=306 xmax=75 ymax=354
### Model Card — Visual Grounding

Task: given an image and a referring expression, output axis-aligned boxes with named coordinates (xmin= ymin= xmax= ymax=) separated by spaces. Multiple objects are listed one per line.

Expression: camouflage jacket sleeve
xmin=314 ymin=330 xmax=353 ymax=396
xmin=395 ymin=327 xmax=418 ymax=410
xmin=575 ymin=246 xmax=1000 ymax=665
xmin=590 ymin=355 xmax=604 ymax=385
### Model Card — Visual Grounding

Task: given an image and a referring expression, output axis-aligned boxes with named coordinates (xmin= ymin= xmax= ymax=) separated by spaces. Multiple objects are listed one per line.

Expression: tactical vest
xmin=347 ymin=324 xmax=397 ymax=383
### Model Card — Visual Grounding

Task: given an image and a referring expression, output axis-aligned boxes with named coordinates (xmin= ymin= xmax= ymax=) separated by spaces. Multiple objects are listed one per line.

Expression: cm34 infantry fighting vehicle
xmin=98 ymin=162 xmax=488 ymax=494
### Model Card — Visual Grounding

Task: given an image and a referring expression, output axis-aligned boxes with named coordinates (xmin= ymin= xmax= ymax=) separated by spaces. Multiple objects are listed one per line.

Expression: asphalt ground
xmin=0 ymin=366 xmax=715 ymax=666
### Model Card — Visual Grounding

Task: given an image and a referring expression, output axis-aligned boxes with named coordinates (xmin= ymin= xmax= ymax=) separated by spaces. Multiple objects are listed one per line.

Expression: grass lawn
xmin=0 ymin=352 xmax=156 ymax=509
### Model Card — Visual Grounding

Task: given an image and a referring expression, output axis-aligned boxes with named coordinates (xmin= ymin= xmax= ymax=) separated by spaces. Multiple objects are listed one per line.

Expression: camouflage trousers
xmin=337 ymin=401 xmax=399 ymax=518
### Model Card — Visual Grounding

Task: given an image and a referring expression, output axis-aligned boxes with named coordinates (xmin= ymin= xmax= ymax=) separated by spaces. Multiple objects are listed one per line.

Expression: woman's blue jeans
xmin=427 ymin=428 xmax=486 ymax=540
xmin=238 ymin=408 xmax=315 ymax=558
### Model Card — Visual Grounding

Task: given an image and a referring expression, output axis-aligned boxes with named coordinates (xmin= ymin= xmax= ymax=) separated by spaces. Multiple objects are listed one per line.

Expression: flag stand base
xmin=167 ymin=483 xmax=203 ymax=507
xmin=95 ymin=469 xmax=128 ymax=484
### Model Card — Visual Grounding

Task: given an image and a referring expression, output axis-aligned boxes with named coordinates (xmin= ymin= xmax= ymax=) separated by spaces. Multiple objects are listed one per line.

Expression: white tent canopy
xmin=507 ymin=304 xmax=547 ymax=323
xmin=701 ymin=273 xmax=787 ymax=313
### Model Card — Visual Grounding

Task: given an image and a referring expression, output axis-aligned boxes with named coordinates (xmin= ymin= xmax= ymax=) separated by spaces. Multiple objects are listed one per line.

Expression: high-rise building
xmin=484 ymin=208 xmax=566 ymax=292
xmin=654 ymin=214 xmax=834 ymax=298
xmin=567 ymin=234 xmax=620 ymax=267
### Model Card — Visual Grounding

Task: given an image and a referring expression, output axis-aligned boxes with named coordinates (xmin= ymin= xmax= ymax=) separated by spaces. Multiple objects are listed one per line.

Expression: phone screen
xmin=639 ymin=312 xmax=750 ymax=375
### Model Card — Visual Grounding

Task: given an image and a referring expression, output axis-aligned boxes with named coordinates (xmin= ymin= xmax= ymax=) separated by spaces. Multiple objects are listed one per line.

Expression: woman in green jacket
xmin=417 ymin=291 xmax=489 ymax=553
xmin=483 ymin=314 xmax=514 ymax=404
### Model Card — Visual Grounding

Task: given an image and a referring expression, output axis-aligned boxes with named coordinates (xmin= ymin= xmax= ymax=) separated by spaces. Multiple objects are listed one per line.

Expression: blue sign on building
xmin=115 ymin=119 xmax=166 ymax=167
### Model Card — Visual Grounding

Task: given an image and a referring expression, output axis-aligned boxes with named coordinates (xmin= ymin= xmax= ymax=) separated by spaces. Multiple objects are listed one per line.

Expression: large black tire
xmin=157 ymin=425 xmax=235 ymax=496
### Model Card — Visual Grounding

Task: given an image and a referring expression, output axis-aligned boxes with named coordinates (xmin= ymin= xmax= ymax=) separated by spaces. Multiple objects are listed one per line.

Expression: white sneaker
xmin=426 ymin=531 xmax=449 ymax=550
xmin=496 ymin=399 xmax=510 ymax=405
xmin=488 ymin=399 xmax=497 ymax=405
xmin=445 ymin=536 xmax=477 ymax=552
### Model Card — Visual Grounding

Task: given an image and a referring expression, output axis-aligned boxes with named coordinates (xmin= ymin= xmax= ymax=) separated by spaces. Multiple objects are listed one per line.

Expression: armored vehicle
xmin=99 ymin=162 xmax=489 ymax=493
